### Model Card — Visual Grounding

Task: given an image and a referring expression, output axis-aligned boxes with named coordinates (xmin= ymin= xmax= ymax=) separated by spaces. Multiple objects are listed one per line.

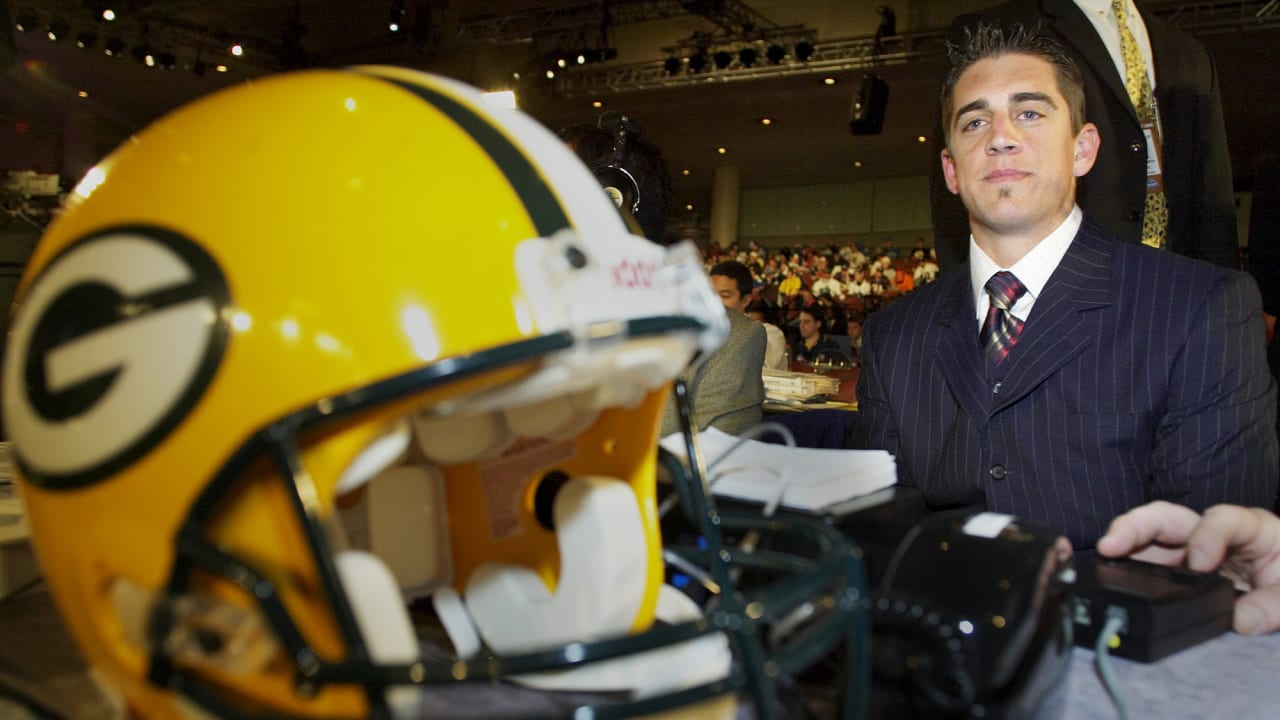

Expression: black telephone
xmin=869 ymin=512 xmax=1076 ymax=719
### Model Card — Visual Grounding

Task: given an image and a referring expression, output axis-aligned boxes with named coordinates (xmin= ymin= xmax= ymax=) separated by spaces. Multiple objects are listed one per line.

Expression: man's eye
xmin=1018 ymin=110 xmax=1043 ymax=120
xmin=961 ymin=117 xmax=986 ymax=132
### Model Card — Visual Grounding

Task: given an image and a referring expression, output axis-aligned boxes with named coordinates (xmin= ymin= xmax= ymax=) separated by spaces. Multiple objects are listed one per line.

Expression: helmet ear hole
xmin=532 ymin=470 xmax=571 ymax=531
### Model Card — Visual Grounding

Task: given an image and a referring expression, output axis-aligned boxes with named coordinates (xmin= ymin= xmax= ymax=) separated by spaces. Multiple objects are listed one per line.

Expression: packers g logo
xmin=2 ymin=227 xmax=230 ymax=489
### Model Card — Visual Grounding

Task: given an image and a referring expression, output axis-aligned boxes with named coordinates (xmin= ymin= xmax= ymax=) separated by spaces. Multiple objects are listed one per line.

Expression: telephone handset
xmin=870 ymin=512 xmax=1075 ymax=718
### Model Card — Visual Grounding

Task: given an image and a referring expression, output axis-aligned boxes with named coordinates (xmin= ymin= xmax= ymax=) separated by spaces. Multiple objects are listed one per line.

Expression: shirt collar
xmin=969 ymin=205 xmax=1083 ymax=307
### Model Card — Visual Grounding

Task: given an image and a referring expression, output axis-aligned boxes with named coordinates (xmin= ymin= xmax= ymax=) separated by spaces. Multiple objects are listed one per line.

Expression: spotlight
xmin=132 ymin=43 xmax=155 ymax=66
xmin=76 ymin=32 xmax=98 ymax=49
xmin=389 ymin=0 xmax=407 ymax=33
xmin=103 ymin=37 xmax=125 ymax=57
xmin=663 ymin=56 xmax=681 ymax=75
xmin=713 ymin=50 xmax=732 ymax=70
xmin=794 ymin=41 xmax=814 ymax=62
xmin=688 ymin=51 xmax=707 ymax=73
xmin=47 ymin=21 xmax=70 ymax=42
xmin=738 ymin=47 xmax=757 ymax=67
xmin=15 ymin=13 xmax=36 ymax=32
xmin=765 ymin=44 xmax=786 ymax=64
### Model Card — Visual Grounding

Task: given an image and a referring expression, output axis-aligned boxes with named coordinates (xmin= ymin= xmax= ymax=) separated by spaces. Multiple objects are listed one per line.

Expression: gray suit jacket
xmin=661 ymin=308 xmax=766 ymax=437
xmin=932 ymin=0 xmax=1239 ymax=271
xmin=853 ymin=222 xmax=1277 ymax=552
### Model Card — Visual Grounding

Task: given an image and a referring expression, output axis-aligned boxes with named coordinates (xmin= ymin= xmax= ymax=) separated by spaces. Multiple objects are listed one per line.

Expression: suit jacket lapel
xmin=1041 ymin=0 xmax=1139 ymax=125
xmin=931 ymin=271 xmax=991 ymax=427
xmin=991 ymin=223 xmax=1114 ymax=413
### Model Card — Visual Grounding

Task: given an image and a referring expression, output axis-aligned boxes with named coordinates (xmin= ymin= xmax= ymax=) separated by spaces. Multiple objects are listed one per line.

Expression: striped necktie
xmin=1112 ymin=0 xmax=1169 ymax=249
xmin=980 ymin=271 xmax=1027 ymax=365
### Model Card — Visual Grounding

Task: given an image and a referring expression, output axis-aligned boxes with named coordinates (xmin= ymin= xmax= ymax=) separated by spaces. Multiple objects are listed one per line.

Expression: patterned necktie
xmin=980 ymin=271 xmax=1028 ymax=365
xmin=1112 ymin=0 xmax=1169 ymax=249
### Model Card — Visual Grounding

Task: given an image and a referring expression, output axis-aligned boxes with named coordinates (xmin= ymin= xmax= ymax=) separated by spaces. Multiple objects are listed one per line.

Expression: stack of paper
xmin=660 ymin=428 xmax=897 ymax=512
xmin=761 ymin=368 xmax=841 ymax=401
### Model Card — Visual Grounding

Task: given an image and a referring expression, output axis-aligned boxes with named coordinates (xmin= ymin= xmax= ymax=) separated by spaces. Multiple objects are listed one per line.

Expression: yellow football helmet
xmin=2 ymin=67 xmax=867 ymax=719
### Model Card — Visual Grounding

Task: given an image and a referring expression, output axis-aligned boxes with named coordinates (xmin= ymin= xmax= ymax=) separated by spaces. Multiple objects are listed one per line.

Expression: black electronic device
xmin=1071 ymin=556 xmax=1234 ymax=662
xmin=870 ymin=512 xmax=1075 ymax=719
xmin=850 ymin=74 xmax=890 ymax=136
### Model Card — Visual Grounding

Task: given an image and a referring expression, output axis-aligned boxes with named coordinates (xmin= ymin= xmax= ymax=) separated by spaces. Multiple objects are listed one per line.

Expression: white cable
xmin=1094 ymin=607 xmax=1129 ymax=720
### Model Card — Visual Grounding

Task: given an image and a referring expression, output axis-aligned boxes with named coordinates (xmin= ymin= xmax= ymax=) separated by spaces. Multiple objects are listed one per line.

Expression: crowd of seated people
xmin=701 ymin=237 xmax=940 ymax=366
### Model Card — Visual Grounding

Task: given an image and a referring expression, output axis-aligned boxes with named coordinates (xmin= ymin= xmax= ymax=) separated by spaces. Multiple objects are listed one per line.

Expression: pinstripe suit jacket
xmin=852 ymin=222 xmax=1278 ymax=552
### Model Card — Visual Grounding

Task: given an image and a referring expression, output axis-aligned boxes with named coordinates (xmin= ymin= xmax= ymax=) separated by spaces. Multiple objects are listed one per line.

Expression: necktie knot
xmin=984 ymin=271 xmax=1026 ymax=312
xmin=980 ymin=271 xmax=1027 ymax=365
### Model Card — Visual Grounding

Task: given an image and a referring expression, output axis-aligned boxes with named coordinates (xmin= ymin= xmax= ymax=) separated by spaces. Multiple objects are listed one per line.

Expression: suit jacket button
xmin=1130 ymin=141 xmax=1144 ymax=153
xmin=990 ymin=464 xmax=1007 ymax=480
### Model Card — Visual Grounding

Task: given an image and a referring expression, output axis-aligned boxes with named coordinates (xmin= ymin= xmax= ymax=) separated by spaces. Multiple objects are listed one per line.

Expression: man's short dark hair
xmin=709 ymin=260 xmax=754 ymax=298
xmin=799 ymin=304 xmax=825 ymax=324
xmin=939 ymin=22 xmax=1086 ymax=148
xmin=558 ymin=121 xmax=674 ymax=245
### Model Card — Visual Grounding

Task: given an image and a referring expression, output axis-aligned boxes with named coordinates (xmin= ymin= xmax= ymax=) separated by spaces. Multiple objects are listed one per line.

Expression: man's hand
xmin=1097 ymin=501 xmax=1280 ymax=635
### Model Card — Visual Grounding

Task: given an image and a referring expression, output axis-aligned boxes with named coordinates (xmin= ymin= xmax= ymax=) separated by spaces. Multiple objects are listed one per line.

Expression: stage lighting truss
xmin=553 ymin=31 xmax=940 ymax=96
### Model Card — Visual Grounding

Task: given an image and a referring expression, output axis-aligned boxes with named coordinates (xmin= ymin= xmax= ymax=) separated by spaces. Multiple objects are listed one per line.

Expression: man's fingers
xmin=1233 ymin=587 xmax=1280 ymax=635
xmin=1188 ymin=506 xmax=1280 ymax=573
xmin=1097 ymin=501 xmax=1201 ymax=559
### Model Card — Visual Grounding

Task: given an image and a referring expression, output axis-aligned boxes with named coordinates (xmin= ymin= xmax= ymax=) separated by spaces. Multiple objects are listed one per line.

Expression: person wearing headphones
xmin=560 ymin=117 xmax=765 ymax=436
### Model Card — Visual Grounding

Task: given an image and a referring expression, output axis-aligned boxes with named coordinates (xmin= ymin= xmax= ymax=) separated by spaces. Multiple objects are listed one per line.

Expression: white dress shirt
xmin=969 ymin=206 xmax=1084 ymax=330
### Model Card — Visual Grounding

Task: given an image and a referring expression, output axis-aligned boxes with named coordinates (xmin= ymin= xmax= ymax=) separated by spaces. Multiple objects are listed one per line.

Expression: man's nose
xmin=985 ymin=115 xmax=1020 ymax=154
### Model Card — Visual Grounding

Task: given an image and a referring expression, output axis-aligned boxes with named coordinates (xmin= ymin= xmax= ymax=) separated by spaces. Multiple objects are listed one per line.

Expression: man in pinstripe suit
xmin=851 ymin=24 xmax=1277 ymax=554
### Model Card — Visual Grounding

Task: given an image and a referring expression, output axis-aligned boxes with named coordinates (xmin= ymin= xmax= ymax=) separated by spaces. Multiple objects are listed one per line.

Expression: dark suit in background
xmin=853 ymin=222 xmax=1277 ymax=552
xmin=931 ymin=0 xmax=1239 ymax=271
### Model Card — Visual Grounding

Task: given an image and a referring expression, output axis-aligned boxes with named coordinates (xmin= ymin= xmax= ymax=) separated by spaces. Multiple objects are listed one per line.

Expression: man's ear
xmin=941 ymin=147 xmax=960 ymax=195
xmin=1073 ymin=122 xmax=1101 ymax=177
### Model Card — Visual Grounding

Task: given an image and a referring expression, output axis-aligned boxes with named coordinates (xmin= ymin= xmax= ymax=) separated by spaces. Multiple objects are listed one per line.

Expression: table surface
xmin=1 ymin=586 xmax=1277 ymax=718
xmin=1042 ymin=630 xmax=1280 ymax=719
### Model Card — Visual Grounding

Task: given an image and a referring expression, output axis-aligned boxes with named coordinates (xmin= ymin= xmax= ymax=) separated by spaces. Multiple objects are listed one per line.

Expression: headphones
xmin=592 ymin=112 xmax=642 ymax=215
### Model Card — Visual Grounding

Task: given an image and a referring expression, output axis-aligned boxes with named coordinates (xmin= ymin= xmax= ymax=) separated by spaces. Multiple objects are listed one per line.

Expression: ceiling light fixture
xmin=663 ymin=56 xmax=681 ymax=75
xmin=46 ymin=21 xmax=70 ymax=42
xmin=738 ymin=47 xmax=757 ymax=67
xmin=76 ymin=32 xmax=98 ymax=49
xmin=794 ymin=41 xmax=814 ymax=62
xmin=713 ymin=50 xmax=732 ymax=70
xmin=765 ymin=44 xmax=786 ymax=64
xmin=14 ymin=13 xmax=36 ymax=32
xmin=103 ymin=37 xmax=125 ymax=57
xmin=389 ymin=0 xmax=406 ymax=32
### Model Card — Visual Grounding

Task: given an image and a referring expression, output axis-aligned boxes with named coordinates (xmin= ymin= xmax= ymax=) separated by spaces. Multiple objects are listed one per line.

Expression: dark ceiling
xmin=3 ymin=1 xmax=1280 ymax=222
